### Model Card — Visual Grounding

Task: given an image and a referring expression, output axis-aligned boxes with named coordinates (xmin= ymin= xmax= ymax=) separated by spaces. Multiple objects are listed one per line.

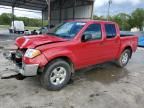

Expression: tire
xmin=9 ymin=29 xmax=13 ymax=33
xmin=116 ymin=49 xmax=131 ymax=68
xmin=40 ymin=59 xmax=72 ymax=91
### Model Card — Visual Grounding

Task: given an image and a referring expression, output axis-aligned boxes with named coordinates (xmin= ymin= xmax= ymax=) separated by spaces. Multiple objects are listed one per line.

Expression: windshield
xmin=48 ymin=22 xmax=86 ymax=39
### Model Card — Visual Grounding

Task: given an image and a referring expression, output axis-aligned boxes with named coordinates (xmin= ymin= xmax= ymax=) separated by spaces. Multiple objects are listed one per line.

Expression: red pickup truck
xmin=8 ymin=20 xmax=137 ymax=90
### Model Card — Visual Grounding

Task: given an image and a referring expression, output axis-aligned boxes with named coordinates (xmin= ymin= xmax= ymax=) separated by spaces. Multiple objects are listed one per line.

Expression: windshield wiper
xmin=47 ymin=33 xmax=61 ymax=37
xmin=47 ymin=33 xmax=71 ymax=39
xmin=47 ymin=33 xmax=55 ymax=35
xmin=59 ymin=36 xmax=72 ymax=39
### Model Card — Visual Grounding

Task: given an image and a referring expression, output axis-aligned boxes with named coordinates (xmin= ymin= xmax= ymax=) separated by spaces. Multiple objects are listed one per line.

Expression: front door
xmin=75 ymin=23 xmax=105 ymax=68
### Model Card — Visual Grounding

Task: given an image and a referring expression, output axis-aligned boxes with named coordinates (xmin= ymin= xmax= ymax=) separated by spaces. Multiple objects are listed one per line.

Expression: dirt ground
xmin=0 ymin=40 xmax=144 ymax=108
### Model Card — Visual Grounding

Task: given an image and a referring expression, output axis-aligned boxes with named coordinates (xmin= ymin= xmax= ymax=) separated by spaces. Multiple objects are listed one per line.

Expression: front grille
xmin=16 ymin=50 xmax=23 ymax=59
xmin=15 ymin=50 xmax=25 ymax=68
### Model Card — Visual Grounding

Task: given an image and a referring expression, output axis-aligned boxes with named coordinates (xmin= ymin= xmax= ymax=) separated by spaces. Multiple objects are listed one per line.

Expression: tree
xmin=93 ymin=15 xmax=106 ymax=20
xmin=112 ymin=13 xmax=131 ymax=30
xmin=0 ymin=13 xmax=47 ymax=27
xmin=131 ymin=8 xmax=144 ymax=30
xmin=0 ymin=13 xmax=15 ymax=25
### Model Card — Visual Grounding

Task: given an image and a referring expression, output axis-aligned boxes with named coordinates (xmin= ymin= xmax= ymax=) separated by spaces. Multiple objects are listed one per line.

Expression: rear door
xmin=103 ymin=23 xmax=120 ymax=60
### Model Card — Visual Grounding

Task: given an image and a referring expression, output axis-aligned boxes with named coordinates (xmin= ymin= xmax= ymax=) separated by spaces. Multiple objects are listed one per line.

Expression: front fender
xmin=42 ymin=48 xmax=77 ymax=67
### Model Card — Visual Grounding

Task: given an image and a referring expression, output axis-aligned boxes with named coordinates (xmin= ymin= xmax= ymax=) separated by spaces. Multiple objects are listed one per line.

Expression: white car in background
xmin=9 ymin=21 xmax=25 ymax=34
xmin=31 ymin=25 xmax=55 ymax=35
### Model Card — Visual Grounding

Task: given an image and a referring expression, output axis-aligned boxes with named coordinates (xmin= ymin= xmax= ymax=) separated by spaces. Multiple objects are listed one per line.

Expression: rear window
xmin=105 ymin=24 xmax=116 ymax=38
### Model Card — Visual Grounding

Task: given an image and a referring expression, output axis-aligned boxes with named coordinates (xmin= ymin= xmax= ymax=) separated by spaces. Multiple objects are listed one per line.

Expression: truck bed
xmin=120 ymin=31 xmax=135 ymax=37
xmin=120 ymin=34 xmax=135 ymax=37
xmin=120 ymin=35 xmax=138 ymax=52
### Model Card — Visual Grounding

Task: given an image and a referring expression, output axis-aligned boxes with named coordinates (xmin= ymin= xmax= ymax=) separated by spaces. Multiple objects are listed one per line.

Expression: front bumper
xmin=15 ymin=63 xmax=39 ymax=76
xmin=3 ymin=50 xmax=39 ymax=76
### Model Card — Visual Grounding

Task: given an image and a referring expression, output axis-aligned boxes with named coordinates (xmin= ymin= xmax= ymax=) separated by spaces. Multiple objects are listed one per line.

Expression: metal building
xmin=0 ymin=0 xmax=94 ymax=25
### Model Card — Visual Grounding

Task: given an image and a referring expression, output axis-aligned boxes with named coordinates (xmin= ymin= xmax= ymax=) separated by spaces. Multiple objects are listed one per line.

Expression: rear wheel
xmin=41 ymin=59 xmax=72 ymax=91
xmin=116 ymin=49 xmax=131 ymax=68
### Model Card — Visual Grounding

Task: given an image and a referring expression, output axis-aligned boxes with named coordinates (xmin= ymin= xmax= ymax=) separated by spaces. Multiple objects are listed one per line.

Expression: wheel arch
xmin=46 ymin=56 xmax=75 ymax=73
xmin=122 ymin=46 xmax=132 ymax=58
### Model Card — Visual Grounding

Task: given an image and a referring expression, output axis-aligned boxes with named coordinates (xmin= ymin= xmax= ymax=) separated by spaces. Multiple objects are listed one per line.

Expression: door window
xmin=84 ymin=24 xmax=102 ymax=40
xmin=105 ymin=24 xmax=116 ymax=38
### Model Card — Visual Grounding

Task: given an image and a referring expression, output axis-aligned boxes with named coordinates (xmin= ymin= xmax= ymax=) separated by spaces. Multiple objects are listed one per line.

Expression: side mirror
xmin=82 ymin=34 xmax=92 ymax=42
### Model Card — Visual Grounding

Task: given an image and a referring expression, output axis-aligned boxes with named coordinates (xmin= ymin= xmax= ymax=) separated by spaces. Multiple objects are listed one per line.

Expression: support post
xmin=45 ymin=0 xmax=51 ymax=29
xmin=73 ymin=0 xmax=76 ymax=20
xmin=48 ymin=0 xmax=51 ymax=29
xmin=12 ymin=6 xmax=14 ymax=33
xmin=59 ymin=0 xmax=62 ymax=23
xmin=91 ymin=1 xmax=94 ymax=19
xmin=42 ymin=10 xmax=44 ymax=27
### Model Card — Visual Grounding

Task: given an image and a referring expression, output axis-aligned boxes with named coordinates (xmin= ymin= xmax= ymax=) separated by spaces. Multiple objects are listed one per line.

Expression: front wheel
xmin=116 ymin=49 xmax=131 ymax=68
xmin=40 ymin=59 xmax=72 ymax=91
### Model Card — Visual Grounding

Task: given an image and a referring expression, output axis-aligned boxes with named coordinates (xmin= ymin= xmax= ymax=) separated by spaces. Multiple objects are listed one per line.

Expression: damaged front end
xmin=3 ymin=48 xmax=39 ymax=78
xmin=3 ymin=49 xmax=25 ymax=68
xmin=2 ymin=49 xmax=26 ymax=79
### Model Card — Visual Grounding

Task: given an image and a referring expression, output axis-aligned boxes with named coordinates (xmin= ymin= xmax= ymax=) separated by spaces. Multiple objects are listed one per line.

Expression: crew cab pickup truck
xmin=7 ymin=20 xmax=138 ymax=90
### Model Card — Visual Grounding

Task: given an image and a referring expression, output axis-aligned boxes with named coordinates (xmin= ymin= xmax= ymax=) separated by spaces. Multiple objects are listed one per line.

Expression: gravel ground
xmin=0 ymin=40 xmax=144 ymax=108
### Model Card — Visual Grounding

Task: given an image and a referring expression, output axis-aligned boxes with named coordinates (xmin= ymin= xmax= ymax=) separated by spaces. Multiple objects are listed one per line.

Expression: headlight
xmin=24 ymin=49 xmax=41 ymax=58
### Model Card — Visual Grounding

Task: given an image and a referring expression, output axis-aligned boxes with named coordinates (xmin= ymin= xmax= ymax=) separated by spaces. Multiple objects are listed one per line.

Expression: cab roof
xmin=66 ymin=20 xmax=116 ymax=24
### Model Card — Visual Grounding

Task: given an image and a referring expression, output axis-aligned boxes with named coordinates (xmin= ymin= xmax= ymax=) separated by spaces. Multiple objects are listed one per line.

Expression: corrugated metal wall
xmin=43 ymin=0 xmax=94 ymax=25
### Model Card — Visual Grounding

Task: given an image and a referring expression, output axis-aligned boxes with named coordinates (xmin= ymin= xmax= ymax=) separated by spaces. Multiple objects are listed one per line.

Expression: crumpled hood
xmin=15 ymin=34 xmax=66 ymax=49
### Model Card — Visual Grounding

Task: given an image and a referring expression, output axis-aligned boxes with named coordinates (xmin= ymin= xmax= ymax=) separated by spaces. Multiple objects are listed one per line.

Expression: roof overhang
xmin=0 ymin=0 xmax=94 ymax=11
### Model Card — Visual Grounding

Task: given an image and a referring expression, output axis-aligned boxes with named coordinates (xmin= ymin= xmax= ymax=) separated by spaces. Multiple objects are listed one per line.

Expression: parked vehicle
xmin=7 ymin=20 xmax=138 ymax=90
xmin=24 ymin=30 xmax=31 ymax=35
xmin=129 ymin=31 xmax=144 ymax=47
xmin=31 ymin=25 xmax=55 ymax=35
xmin=136 ymin=32 xmax=144 ymax=47
xmin=9 ymin=21 xmax=25 ymax=34
xmin=138 ymin=36 xmax=144 ymax=47
xmin=39 ymin=25 xmax=55 ymax=34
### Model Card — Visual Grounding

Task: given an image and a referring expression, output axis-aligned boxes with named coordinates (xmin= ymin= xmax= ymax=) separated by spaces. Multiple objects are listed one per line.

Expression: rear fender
xmin=117 ymin=45 xmax=133 ymax=59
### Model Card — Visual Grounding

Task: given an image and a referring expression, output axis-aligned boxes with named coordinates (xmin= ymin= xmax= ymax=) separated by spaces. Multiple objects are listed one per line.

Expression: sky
xmin=94 ymin=0 xmax=144 ymax=16
xmin=0 ymin=6 xmax=42 ymax=19
xmin=0 ymin=0 xmax=144 ymax=19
